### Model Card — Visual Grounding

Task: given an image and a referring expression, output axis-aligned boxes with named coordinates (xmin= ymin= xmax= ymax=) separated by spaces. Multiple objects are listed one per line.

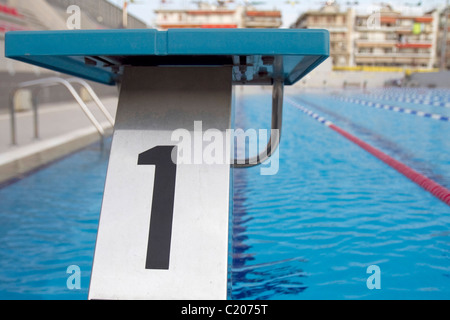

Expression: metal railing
xmin=9 ymin=77 xmax=115 ymax=145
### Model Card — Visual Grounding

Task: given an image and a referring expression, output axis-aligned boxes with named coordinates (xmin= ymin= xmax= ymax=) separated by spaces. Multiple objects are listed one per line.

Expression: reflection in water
xmin=231 ymin=168 xmax=308 ymax=300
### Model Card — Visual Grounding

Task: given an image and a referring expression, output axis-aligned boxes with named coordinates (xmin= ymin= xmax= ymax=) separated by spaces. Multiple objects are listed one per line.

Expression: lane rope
xmin=359 ymin=95 xmax=450 ymax=108
xmin=286 ymin=96 xmax=450 ymax=207
xmin=336 ymin=96 xmax=450 ymax=122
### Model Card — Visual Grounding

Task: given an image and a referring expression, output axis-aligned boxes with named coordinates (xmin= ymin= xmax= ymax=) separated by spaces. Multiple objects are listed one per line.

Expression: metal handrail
xmin=67 ymin=78 xmax=115 ymax=127
xmin=10 ymin=77 xmax=111 ymax=145
xmin=232 ymin=79 xmax=284 ymax=168
xmin=10 ymin=76 xmax=282 ymax=167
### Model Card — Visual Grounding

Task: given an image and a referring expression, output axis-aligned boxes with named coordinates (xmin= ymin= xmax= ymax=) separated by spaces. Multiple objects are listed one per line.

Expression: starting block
xmin=6 ymin=29 xmax=329 ymax=300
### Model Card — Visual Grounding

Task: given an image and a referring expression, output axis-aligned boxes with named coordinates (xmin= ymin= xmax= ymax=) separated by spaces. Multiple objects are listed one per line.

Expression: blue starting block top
xmin=6 ymin=29 xmax=329 ymax=86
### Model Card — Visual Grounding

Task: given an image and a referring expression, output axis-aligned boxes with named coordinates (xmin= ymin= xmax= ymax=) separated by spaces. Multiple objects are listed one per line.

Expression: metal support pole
xmin=32 ymin=87 xmax=40 ymax=140
xmin=9 ymin=89 xmax=17 ymax=145
xmin=441 ymin=0 xmax=449 ymax=70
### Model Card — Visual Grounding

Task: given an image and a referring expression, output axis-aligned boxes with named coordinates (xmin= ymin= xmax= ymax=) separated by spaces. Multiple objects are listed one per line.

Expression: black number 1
xmin=138 ymin=146 xmax=178 ymax=270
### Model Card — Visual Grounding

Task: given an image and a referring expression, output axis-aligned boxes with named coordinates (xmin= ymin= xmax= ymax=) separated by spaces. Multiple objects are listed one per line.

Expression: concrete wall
xmin=292 ymin=58 xmax=405 ymax=89
xmin=406 ymin=71 xmax=450 ymax=88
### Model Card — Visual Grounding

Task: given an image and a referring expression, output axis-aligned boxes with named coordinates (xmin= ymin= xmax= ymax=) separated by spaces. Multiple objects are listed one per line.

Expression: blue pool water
xmin=0 ymin=142 xmax=110 ymax=300
xmin=1 ymin=88 xmax=449 ymax=300
xmin=230 ymin=88 xmax=450 ymax=300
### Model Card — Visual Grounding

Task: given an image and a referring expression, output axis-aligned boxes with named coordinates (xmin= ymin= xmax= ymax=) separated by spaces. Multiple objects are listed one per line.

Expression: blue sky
xmin=107 ymin=0 xmax=447 ymax=28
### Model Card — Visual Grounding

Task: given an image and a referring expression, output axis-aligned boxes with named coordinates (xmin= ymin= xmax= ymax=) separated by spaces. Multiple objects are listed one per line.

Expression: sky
xmin=107 ymin=0 xmax=448 ymax=28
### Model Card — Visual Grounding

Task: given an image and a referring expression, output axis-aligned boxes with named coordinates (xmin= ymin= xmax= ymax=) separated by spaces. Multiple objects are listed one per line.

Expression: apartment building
xmin=155 ymin=1 xmax=281 ymax=30
xmin=291 ymin=2 xmax=440 ymax=69
xmin=354 ymin=5 xmax=438 ymax=69
xmin=290 ymin=3 xmax=354 ymax=67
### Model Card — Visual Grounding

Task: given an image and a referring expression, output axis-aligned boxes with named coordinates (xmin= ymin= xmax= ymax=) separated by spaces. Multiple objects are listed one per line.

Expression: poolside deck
xmin=0 ymin=96 xmax=118 ymax=184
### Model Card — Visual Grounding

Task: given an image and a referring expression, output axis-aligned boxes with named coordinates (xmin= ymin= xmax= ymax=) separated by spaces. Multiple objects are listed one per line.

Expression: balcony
xmin=244 ymin=20 xmax=282 ymax=28
xmin=354 ymin=57 xmax=431 ymax=67
xmin=355 ymin=52 xmax=431 ymax=59
xmin=396 ymin=43 xmax=433 ymax=49
xmin=354 ymin=52 xmax=432 ymax=66
xmin=356 ymin=40 xmax=397 ymax=47
xmin=330 ymin=35 xmax=348 ymax=42
xmin=244 ymin=18 xmax=282 ymax=28
xmin=355 ymin=25 xmax=433 ymax=34
xmin=331 ymin=49 xmax=350 ymax=55
xmin=355 ymin=39 xmax=433 ymax=49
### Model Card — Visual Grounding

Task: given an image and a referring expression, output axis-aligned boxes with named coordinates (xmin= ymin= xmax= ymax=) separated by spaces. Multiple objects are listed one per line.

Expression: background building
xmin=291 ymin=2 xmax=440 ymax=70
xmin=242 ymin=8 xmax=282 ymax=28
xmin=154 ymin=1 xmax=281 ymax=30
xmin=290 ymin=2 xmax=354 ymax=67
xmin=354 ymin=5 xmax=437 ymax=69
xmin=155 ymin=2 xmax=241 ymax=29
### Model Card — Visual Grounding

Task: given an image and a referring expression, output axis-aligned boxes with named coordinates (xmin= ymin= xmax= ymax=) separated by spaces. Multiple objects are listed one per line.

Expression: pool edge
xmin=0 ymin=123 xmax=113 ymax=186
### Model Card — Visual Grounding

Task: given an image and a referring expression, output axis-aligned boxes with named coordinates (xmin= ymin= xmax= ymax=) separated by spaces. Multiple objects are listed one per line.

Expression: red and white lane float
xmin=286 ymin=97 xmax=450 ymax=207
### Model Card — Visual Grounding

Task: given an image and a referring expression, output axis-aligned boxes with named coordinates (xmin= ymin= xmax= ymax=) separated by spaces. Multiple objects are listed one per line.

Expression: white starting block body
xmin=89 ymin=66 xmax=233 ymax=299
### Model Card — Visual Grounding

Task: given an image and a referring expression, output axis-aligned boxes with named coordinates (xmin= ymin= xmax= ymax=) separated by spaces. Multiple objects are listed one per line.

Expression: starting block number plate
xmin=88 ymin=66 xmax=233 ymax=300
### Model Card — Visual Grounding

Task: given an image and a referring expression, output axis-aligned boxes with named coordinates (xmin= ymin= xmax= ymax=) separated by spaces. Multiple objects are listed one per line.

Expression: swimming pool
xmin=0 ymin=88 xmax=449 ymax=300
